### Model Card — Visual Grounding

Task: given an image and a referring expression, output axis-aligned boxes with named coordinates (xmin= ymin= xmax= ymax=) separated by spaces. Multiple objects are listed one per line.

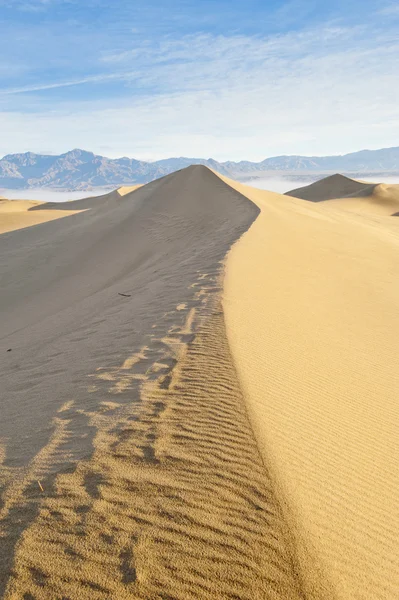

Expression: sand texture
xmin=223 ymin=176 xmax=399 ymax=600
xmin=0 ymin=167 xmax=305 ymax=599
xmin=2 ymin=166 xmax=398 ymax=599
xmin=0 ymin=199 xmax=81 ymax=234
xmin=323 ymin=183 xmax=399 ymax=217
xmin=0 ymin=187 xmax=142 ymax=235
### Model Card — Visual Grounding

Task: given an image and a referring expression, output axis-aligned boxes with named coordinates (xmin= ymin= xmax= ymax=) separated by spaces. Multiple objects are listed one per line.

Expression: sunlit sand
xmin=1 ymin=168 xmax=398 ymax=599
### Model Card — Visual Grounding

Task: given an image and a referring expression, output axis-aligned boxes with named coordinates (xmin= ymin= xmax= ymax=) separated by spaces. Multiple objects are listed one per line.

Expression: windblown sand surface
xmin=223 ymin=175 xmax=399 ymax=600
xmin=0 ymin=187 xmax=142 ymax=234
xmin=1 ymin=167 xmax=398 ymax=599
xmin=325 ymin=183 xmax=399 ymax=216
xmin=0 ymin=199 xmax=81 ymax=234
xmin=0 ymin=167 xmax=304 ymax=599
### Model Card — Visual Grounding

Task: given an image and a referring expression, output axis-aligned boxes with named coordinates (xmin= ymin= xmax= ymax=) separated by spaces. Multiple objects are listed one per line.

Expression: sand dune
xmin=0 ymin=167 xmax=304 ymax=599
xmin=0 ymin=198 xmax=81 ymax=234
xmin=285 ymin=173 xmax=376 ymax=201
xmin=222 ymin=176 xmax=399 ymax=600
xmin=117 ymin=185 xmax=142 ymax=196
xmin=1 ymin=166 xmax=398 ymax=599
xmin=286 ymin=173 xmax=399 ymax=216
xmin=325 ymin=182 xmax=399 ymax=216
xmin=0 ymin=186 xmax=142 ymax=235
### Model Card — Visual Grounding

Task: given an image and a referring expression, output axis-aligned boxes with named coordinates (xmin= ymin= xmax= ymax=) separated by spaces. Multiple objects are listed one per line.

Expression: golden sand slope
xmin=0 ymin=199 xmax=80 ymax=234
xmin=222 ymin=177 xmax=399 ymax=600
xmin=4 ymin=303 xmax=304 ymax=600
xmin=117 ymin=185 xmax=142 ymax=196
xmin=0 ymin=167 xmax=304 ymax=599
xmin=325 ymin=183 xmax=399 ymax=216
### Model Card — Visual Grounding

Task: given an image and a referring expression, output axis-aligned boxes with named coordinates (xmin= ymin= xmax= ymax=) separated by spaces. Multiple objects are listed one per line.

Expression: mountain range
xmin=1 ymin=146 xmax=399 ymax=191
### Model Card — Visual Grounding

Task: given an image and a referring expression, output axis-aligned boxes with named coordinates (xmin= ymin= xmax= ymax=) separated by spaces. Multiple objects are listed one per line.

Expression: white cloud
xmin=1 ymin=24 xmax=398 ymax=160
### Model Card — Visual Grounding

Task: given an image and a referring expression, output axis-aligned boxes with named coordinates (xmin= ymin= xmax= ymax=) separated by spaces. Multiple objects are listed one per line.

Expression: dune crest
xmin=0 ymin=166 xmax=306 ymax=599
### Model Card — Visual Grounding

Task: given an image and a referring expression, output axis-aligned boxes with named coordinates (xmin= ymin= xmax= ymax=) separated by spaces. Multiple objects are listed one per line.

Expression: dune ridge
xmin=0 ymin=166 xmax=305 ymax=599
xmin=222 ymin=176 xmax=399 ymax=600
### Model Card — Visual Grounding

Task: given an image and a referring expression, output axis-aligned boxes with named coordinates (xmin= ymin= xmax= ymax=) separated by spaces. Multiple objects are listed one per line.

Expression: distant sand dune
xmin=285 ymin=173 xmax=376 ymax=201
xmin=286 ymin=173 xmax=399 ymax=216
xmin=0 ymin=186 xmax=142 ymax=234
xmin=0 ymin=199 xmax=81 ymax=234
xmin=223 ymin=176 xmax=399 ymax=600
xmin=117 ymin=185 xmax=142 ymax=196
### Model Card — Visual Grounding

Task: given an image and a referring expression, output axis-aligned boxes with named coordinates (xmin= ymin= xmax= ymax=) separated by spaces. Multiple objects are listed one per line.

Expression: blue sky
xmin=1 ymin=0 xmax=398 ymax=160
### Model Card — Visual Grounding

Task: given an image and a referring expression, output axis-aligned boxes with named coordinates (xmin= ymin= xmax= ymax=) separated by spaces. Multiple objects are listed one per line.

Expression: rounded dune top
xmin=285 ymin=173 xmax=376 ymax=201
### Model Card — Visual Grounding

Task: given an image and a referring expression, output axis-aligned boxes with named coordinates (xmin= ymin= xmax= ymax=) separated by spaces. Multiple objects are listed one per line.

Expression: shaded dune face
xmin=285 ymin=174 xmax=376 ymax=201
xmin=0 ymin=166 xmax=304 ymax=598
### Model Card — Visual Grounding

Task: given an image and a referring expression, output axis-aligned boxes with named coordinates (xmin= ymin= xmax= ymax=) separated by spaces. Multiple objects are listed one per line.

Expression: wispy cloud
xmin=0 ymin=1 xmax=398 ymax=160
xmin=0 ymin=73 xmax=136 ymax=95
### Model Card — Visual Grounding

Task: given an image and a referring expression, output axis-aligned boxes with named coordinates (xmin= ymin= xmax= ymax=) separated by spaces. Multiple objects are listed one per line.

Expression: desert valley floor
xmin=0 ymin=167 xmax=398 ymax=599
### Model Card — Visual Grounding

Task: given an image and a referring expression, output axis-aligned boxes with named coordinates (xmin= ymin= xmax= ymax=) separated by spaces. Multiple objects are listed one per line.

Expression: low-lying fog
xmin=1 ymin=181 xmax=307 ymax=200
xmin=1 ymin=181 xmax=306 ymax=200
xmin=0 ymin=188 xmax=112 ymax=202
xmin=249 ymin=178 xmax=315 ymax=194
xmin=1 ymin=176 xmax=399 ymax=203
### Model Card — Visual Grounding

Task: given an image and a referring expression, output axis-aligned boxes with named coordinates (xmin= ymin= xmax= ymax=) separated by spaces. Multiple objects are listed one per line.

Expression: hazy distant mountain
xmin=1 ymin=147 xmax=399 ymax=191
